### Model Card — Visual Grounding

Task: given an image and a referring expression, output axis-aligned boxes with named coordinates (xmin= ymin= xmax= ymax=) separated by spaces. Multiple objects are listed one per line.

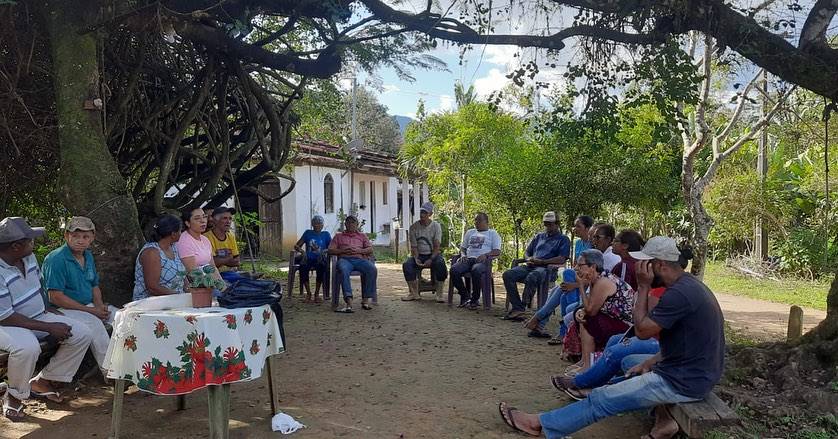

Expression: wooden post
xmin=266 ymin=356 xmax=280 ymax=415
xmin=109 ymin=379 xmax=126 ymax=439
xmin=207 ymin=384 xmax=231 ymax=439
xmin=787 ymin=305 xmax=803 ymax=341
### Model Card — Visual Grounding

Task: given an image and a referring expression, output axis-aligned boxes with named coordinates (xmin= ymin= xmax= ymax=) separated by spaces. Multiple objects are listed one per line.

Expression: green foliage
xmin=704 ymin=261 xmax=830 ymax=310
xmin=184 ymin=265 xmax=224 ymax=290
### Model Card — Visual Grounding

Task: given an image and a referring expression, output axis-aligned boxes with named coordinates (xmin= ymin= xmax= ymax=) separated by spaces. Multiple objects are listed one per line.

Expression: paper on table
xmin=122 ymin=294 xmax=193 ymax=312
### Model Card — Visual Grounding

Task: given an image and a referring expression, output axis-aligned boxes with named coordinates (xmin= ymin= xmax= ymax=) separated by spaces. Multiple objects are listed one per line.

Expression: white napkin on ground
xmin=271 ymin=412 xmax=306 ymax=434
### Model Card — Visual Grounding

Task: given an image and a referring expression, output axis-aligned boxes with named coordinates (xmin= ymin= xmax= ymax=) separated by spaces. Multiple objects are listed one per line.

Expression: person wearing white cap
xmin=0 ymin=217 xmax=94 ymax=420
xmin=401 ymin=202 xmax=447 ymax=302
xmin=501 ymin=211 xmax=570 ymax=321
xmin=498 ymin=236 xmax=725 ymax=439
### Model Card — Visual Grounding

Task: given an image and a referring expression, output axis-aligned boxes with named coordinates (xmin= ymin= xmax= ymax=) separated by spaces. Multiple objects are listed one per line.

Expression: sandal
xmin=522 ymin=315 xmax=541 ymax=331
xmin=528 ymin=329 xmax=551 ymax=338
xmin=361 ymin=303 xmax=373 ymax=310
xmin=550 ymin=375 xmax=587 ymax=401
xmin=334 ymin=307 xmax=354 ymax=313
xmin=497 ymin=402 xmax=539 ymax=437
xmin=2 ymin=395 xmax=25 ymax=422
xmin=313 ymin=296 xmax=323 ymax=304
xmin=547 ymin=334 xmax=564 ymax=345
xmin=30 ymin=390 xmax=63 ymax=403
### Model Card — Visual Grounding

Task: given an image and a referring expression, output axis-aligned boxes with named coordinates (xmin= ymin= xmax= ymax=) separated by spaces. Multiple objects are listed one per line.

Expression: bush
xmin=773 ymin=227 xmax=838 ymax=279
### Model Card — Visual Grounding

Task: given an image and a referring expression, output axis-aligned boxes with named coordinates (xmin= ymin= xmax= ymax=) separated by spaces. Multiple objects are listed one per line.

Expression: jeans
xmin=300 ymin=255 xmax=328 ymax=285
xmin=450 ymin=257 xmax=490 ymax=303
xmin=502 ymin=265 xmax=548 ymax=311
xmin=402 ymin=254 xmax=448 ymax=282
xmin=573 ymin=335 xmax=660 ymax=389
xmin=336 ymin=257 xmax=377 ymax=299
xmin=534 ymin=269 xmax=580 ymax=336
xmin=538 ymin=372 xmax=699 ymax=438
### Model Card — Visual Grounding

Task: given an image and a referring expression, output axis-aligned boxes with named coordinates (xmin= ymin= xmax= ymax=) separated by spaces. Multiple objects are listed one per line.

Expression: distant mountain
xmin=392 ymin=115 xmax=414 ymax=136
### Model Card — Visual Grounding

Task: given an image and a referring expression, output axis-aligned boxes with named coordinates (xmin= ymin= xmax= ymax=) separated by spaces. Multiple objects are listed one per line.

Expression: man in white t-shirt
xmin=450 ymin=212 xmax=501 ymax=310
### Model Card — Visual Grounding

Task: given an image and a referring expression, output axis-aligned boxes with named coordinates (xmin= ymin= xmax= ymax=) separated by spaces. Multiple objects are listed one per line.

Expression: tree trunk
xmin=682 ymin=153 xmax=713 ymax=280
xmin=40 ymin=1 xmax=144 ymax=305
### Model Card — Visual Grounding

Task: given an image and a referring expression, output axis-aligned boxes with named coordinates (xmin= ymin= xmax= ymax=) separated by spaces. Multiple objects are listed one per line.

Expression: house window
xmin=382 ymin=181 xmax=388 ymax=205
xmin=324 ymin=174 xmax=334 ymax=213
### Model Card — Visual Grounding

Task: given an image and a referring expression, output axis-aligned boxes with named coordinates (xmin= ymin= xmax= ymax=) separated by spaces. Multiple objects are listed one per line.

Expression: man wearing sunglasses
xmin=501 ymin=212 xmax=570 ymax=321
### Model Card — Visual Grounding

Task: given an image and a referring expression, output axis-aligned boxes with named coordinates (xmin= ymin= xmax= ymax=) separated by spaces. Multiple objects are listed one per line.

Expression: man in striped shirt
xmin=0 ymin=217 xmax=93 ymax=421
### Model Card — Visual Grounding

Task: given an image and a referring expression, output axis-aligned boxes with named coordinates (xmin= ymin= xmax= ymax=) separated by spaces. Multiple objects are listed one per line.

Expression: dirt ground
xmin=1 ymin=263 xmax=823 ymax=439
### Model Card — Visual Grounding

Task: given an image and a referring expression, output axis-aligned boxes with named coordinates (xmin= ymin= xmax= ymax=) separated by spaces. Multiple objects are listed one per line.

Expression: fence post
xmin=787 ymin=305 xmax=803 ymax=341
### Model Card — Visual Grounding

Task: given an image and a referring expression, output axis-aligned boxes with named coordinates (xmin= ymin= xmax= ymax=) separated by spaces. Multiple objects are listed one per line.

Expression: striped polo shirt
xmin=0 ymin=253 xmax=46 ymax=321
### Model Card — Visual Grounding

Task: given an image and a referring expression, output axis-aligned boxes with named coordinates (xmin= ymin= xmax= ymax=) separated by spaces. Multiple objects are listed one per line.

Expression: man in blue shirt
xmin=42 ymin=216 xmax=117 ymax=376
xmin=501 ymin=212 xmax=570 ymax=320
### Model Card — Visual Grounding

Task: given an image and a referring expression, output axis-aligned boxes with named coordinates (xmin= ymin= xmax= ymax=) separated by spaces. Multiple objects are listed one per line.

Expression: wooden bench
xmin=0 ymin=339 xmax=58 ymax=379
xmin=669 ymin=392 xmax=740 ymax=438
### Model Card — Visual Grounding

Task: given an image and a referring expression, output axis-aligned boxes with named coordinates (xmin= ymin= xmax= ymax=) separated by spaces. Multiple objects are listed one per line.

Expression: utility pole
xmin=755 ymin=69 xmax=769 ymax=261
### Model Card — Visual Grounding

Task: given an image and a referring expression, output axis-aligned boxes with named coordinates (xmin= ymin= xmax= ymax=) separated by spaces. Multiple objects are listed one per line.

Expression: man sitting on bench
xmin=42 ymin=216 xmax=118 ymax=376
xmin=498 ymin=236 xmax=725 ymax=439
xmin=0 ymin=217 xmax=94 ymax=421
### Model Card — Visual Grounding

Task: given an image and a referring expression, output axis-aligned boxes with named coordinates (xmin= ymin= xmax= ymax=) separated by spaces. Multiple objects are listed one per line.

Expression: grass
xmin=704 ymin=260 xmax=831 ymax=311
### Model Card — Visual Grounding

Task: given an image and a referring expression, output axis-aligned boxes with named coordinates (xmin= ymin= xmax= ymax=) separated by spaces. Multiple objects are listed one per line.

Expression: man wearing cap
xmin=501 ymin=211 xmax=570 ymax=321
xmin=42 ymin=216 xmax=118 ymax=375
xmin=205 ymin=206 xmax=241 ymax=272
xmin=328 ymin=215 xmax=377 ymax=313
xmin=401 ymin=202 xmax=447 ymax=302
xmin=498 ymin=236 xmax=725 ymax=439
xmin=0 ymin=217 xmax=94 ymax=420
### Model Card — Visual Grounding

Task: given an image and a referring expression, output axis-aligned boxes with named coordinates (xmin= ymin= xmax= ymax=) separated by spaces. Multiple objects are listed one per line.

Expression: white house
xmin=258 ymin=140 xmax=428 ymax=257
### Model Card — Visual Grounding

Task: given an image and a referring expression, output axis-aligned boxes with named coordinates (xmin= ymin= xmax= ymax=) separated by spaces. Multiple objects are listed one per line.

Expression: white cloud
xmin=438 ymin=95 xmax=455 ymax=112
xmin=484 ymin=45 xmax=519 ymax=67
xmin=382 ymin=84 xmax=400 ymax=94
xmin=473 ymin=68 xmax=511 ymax=98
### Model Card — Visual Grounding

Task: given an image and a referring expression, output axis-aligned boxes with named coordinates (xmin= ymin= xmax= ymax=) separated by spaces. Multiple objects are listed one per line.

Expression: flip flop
xmin=2 ymin=395 xmax=25 ymax=422
xmin=30 ymin=390 xmax=63 ymax=403
xmin=334 ymin=307 xmax=354 ymax=313
xmin=361 ymin=303 xmax=373 ymax=310
xmin=550 ymin=375 xmax=587 ymax=401
xmin=547 ymin=334 xmax=564 ymax=345
xmin=528 ymin=329 xmax=551 ymax=338
xmin=497 ymin=402 xmax=539 ymax=437
xmin=313 ymin=297 xmax=323 ymax=304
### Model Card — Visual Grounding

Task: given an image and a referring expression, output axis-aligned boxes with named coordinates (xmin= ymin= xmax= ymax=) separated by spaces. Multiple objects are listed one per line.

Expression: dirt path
xmin=2 ymin=263 xmax=825 ymax=438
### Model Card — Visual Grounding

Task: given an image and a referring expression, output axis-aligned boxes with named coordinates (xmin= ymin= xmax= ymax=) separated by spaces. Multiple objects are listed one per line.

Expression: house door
xmin=369 ymin=181 xmax=375 ymax=234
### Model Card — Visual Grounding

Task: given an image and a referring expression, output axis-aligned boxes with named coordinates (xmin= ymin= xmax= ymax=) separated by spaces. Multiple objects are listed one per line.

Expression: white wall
xmin=281 ymin=165 xmax=398 ymax=249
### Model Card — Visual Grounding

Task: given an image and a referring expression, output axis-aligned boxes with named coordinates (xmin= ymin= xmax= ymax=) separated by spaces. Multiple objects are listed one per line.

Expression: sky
xmin=348 ymin=1 xmax=577 ymax=119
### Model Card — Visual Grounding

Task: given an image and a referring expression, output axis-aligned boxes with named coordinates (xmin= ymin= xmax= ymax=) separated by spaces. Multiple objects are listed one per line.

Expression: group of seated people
xmin=0 ymin=206 xmax=244 ymax=421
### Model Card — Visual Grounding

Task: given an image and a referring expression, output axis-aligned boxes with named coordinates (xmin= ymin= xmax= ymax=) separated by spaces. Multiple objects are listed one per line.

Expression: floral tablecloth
xmin=103 ymin=295 xmax=284 ymax=395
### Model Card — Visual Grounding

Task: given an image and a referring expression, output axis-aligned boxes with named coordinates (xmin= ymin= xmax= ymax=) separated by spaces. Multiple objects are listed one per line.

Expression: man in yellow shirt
xmin=204 ymin=207 xmax=240 ymax=272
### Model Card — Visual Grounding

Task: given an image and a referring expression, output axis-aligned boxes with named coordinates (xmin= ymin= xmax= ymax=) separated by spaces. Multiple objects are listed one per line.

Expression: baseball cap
xmin=629 ymin=236 xmax=681 ymax=262
xmin=420 ymin=202 xmax=435 ymax=214
xmin=0 ymin=217 xmax=45 ymax=244
xmin=66 ymin=216 xmax=95 ymax=232
xmin=542 ymin=211 xmax=557 ymax=223
xmin=212 ymin=206 xmax=236 ymax=216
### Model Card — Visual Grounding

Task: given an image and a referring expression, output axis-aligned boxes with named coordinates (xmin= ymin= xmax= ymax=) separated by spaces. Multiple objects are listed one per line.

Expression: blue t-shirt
xmin=42 ymin=244 xmax=99 ymax=305
xmin=300 ymin=230 xmax=331 ymax=260
xmin=525 ymin=232 xmax=571 ymax=261
xmin=650 ymin=273 xmax=726 ymax=399
xmin=574 ymin=239 xmax=592 ymax=260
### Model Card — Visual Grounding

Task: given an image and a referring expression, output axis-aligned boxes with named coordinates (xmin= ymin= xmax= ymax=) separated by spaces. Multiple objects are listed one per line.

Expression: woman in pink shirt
xmin=177 ymin=208 xmax=223 ymax=286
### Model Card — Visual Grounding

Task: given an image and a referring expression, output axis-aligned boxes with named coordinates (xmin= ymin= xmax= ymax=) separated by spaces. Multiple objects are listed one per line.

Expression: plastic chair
xmin=504 ymin=258 xmax=560 ymax=310
xmin=446 ymin=254 xmax=497 ymax=310
xmin=330 ymin=255 xmax=377 ymax=309
xmin=288 ymin=251 xmax=331 ymax=300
